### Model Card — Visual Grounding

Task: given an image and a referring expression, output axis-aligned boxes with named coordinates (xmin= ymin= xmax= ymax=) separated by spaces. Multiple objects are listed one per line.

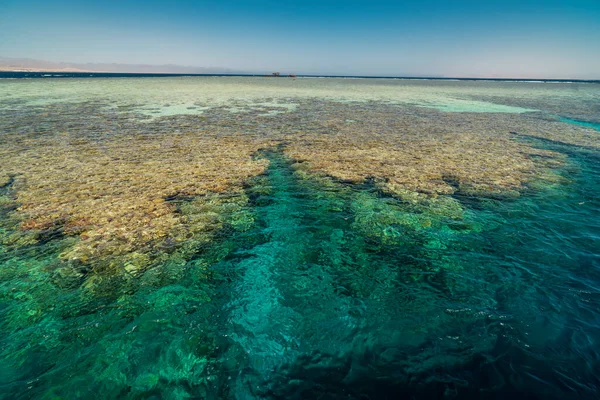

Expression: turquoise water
xmin=1 ymin=138 xmax=599 ymax=399
xmin=560 ymin=117 xmax=600 ymax=131
xmin=1 ymin=78 xmax=600 ymax=399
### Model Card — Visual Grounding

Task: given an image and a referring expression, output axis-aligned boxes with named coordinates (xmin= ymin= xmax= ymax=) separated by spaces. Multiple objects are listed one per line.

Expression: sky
xmin=1 ymin=0 xmax=599 ymax=78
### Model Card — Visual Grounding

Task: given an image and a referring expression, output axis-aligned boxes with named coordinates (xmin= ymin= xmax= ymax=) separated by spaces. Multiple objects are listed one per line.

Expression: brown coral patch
xmin=0 ymin=127 xmax=270 ymax=273
xmin=284 ymin=106 xmax=565 ymax=199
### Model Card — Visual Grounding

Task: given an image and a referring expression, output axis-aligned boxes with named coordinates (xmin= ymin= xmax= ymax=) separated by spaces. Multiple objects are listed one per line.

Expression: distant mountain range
xmin=0 ymin=57 xmax=238 ymax=74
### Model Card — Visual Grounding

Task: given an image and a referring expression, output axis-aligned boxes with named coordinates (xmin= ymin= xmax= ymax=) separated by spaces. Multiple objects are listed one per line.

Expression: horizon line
xmin=1 ymin=70 xmax=599 ymax=83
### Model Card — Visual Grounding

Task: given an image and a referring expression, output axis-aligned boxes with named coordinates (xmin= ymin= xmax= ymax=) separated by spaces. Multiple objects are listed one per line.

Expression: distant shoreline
xmin=0 ymin=71 xmax=598 ymax=84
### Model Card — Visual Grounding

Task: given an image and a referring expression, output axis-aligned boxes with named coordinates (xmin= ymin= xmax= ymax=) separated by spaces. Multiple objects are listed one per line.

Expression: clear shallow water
xmin=0 ymin=78 xmax=599 ymax=399
xmin=1 ymin=140 xmax=599 ymax=399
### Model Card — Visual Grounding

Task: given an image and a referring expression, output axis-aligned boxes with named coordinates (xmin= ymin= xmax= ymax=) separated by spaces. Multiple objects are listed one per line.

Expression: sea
xmin=0 ymin=74 xmax=599 ymax=399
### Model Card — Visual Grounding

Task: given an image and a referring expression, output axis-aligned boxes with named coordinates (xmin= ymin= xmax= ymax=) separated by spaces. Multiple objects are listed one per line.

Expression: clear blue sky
xmin=1 ymin=0 xmax=599 ymax=78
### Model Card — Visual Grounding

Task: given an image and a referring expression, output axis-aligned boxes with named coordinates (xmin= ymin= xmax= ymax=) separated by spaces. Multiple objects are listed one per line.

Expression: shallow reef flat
xmin=0 ymin=78 xmax=599 ymax=399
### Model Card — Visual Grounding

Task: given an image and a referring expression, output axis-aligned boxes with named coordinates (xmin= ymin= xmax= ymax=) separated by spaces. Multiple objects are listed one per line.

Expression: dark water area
xmin=1 ymin=71 xmax=599 ymax=84
xmin=1 ymin=136 xmax=599 ymax=399
xmin=0 ymin=72 xmax=262 ymax=79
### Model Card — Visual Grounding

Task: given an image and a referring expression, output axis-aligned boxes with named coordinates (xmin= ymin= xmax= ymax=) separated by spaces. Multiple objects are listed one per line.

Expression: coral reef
xmin=285 ymin=105 xmax=567 ymax=199
xmin=0 ymin=126 xmax=270 ymax=276
xmin=0 ymin=77 xmax=599 ymax=399
xmin=0 ymin=78 xmax=596 ymax=279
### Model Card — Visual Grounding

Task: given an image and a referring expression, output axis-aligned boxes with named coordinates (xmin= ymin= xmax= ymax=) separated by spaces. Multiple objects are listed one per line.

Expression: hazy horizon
xmin=1 ymin=0 xmax=600 ymax=79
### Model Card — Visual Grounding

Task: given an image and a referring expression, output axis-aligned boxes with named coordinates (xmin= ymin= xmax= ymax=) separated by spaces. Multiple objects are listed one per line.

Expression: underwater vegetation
xmin=0 ymin=78 xmax=599 ymax=399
